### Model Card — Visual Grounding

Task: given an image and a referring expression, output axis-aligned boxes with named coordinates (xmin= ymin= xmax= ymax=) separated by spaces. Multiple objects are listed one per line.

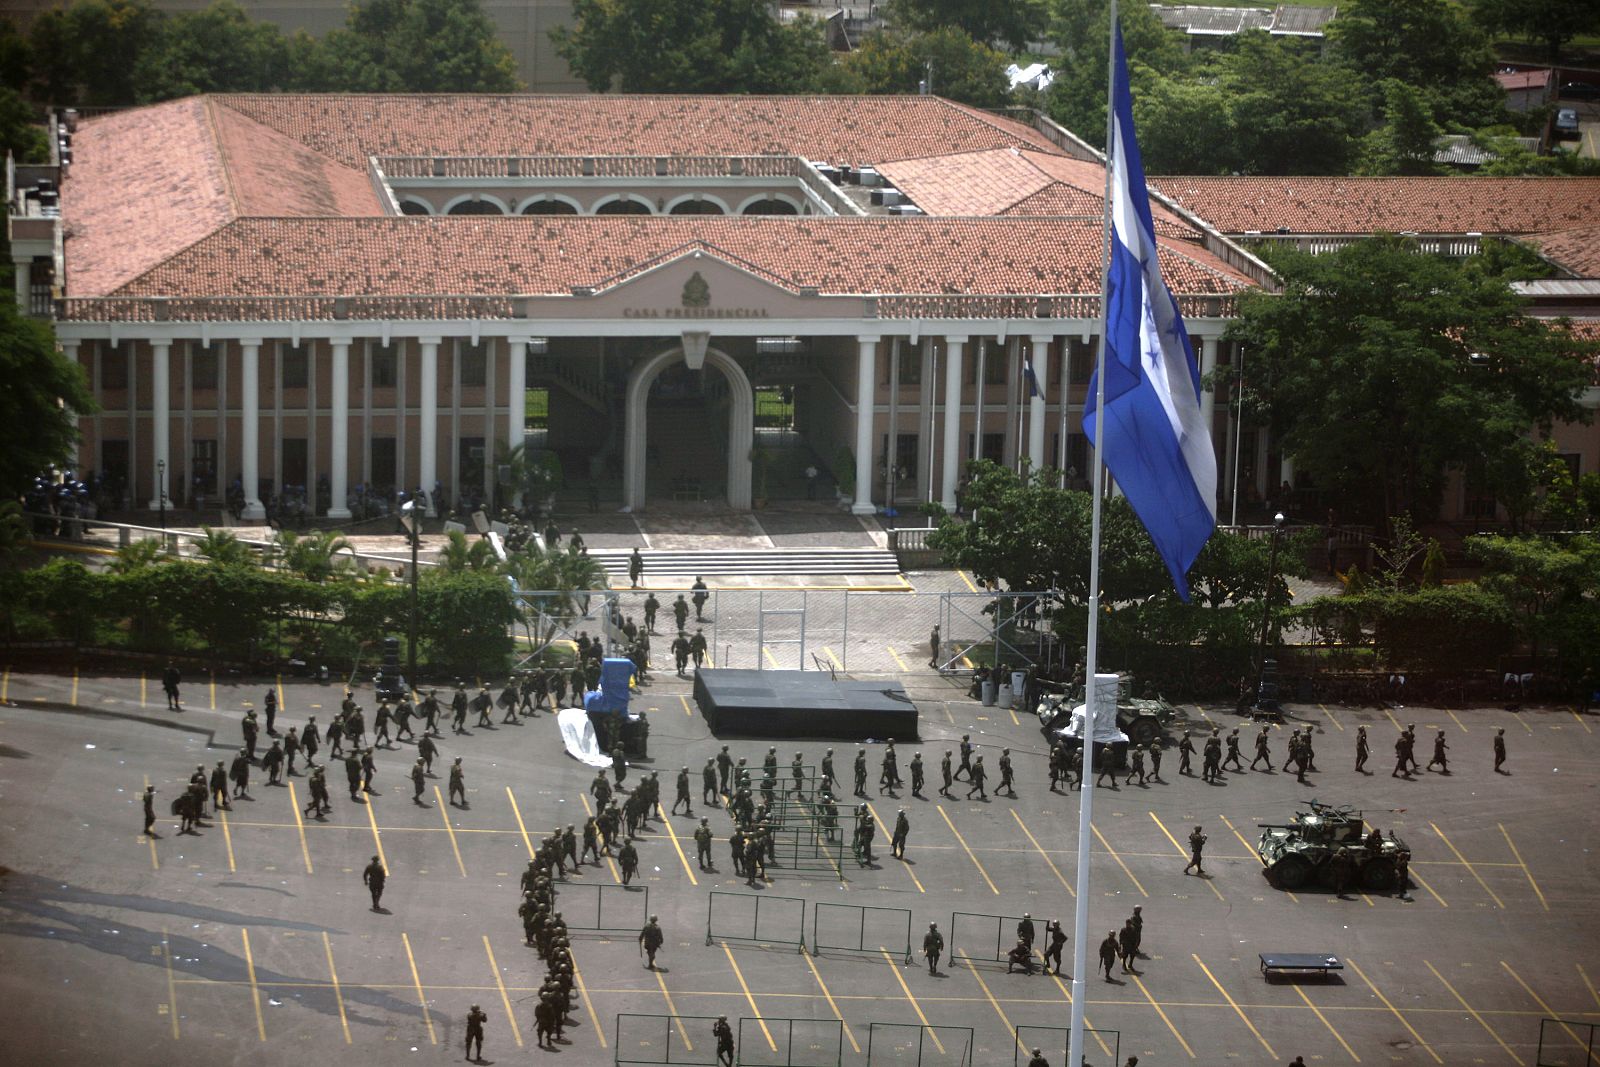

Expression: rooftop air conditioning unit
xmin=869 ymin=188 xmax=903 ymax=207
xmin=890 ymin=204 xmax=922 ymax=216
xmin=858 ymin=166 xmax=882 ymax=187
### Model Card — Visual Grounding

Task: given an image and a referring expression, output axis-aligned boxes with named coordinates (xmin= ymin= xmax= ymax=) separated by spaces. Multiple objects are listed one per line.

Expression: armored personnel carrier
xmin=1038 ymin=673 xmax=1177 ymax=748
xmin=1257 ymin=800 xmax=1407 ymax=891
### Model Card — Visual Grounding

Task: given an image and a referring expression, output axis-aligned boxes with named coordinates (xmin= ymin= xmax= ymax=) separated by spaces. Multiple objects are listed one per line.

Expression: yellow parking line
xmin=1047 ymin=974 xmax=1114 ymax=1058
xmin=957 ymin=569 xmax=978 ymax=592
xmin=1293 ymin=983 xmax=1359 ymax=1061
xmin=887 ymin=645 xmax=910 ymax=671
xmin=578 ymin=793 xmax=622 ymax=883
xmin=1318 ymin=703 xmax=1344 ymax=731
xmin=364 ymin=796 xmax=388 ymax=871
xmin=570 ymin=950 xmax=607 ymax=1048
xmin=1348 ymin=956 xmax=1440 ymax=1063
xmin=401 ymin=932 xmax=438 ymax=1044
xmin=438 ymin=788 xmax=467 ymax=877
xmin=1408 ymin=865 xmax=1449 ymax=908
xmin=1150 ymin=812 xmax=1222 ymax=901
xmin=1192 ymin=954 xmax=1275 ymax=1059
xmin=209 ymin=672 xmax=215 ymax=710
xmin=322 ymin=932 xmax=351 ymax=1044
xmin=802 ymin=952 xmax=861 ymax=1055
xmin=1444 ymin=707 xmax=1469 ymax=734
xmin=823 ymin=646 xmax=843 ymax=671
xmin=483 ymin=936 xmax=524 ymax=1047
xmin=1571 ymin=707 xmax=1594 ymax=734
xmin=1425 ymin=960 xmax=1517 ymax=1066
xmin=506 ymin=786 xmax=535 ymax=859
xmin=936 ymin=804 xmax=999 ymax=894
xmin=1580 ymin=963 xmax=1600 ymax=1010
xmin=762 ymin=645 xmax=780 ymax=669
xmin=679 ymin=694 xmax=694 ymax=718
xmin=961 ymin=956 xmax=1023 ymax=1055
xmin=658 ymin=805 xmax=699 ymax=887
xmin=1383 ymin=708 xmax=1405 ymax=733
xmin=1091 ymin=822 xmax=1148 ymax=898
xmin=722 ymin=942 xmax=776 ymax=1050
xmin=1431 ymin=823 xmax=1504 ymax=908
xmin=1010 ymin=809 xmax=1073 ymax=897
xmin=71 ymin=666 xmax=78 ymax=707
xmin=868 ymin=802 xmax=924 ymax=892
xmin=241 ymin=928 xmax=266 ymax=1041
xmin=161 ymin=927 xmax=179 ymax=1039
xmin=1509 ymin=712 xmax=1533 ymax=734
xmin=654 ymin=970 xmax=693 ymax=1049
xmin=1502 ymin=961 xmax=1585 ymax=1049
xmin=141 ymin=672 xmax=147 ymax=707
xmin=286 ymin=782 xmax=313 ymax=873
xmin=1132 ymin=973 xmax=1196 ymax=1058
xmin=1 ymin=666 xmax=9 ymax=703
xmin=219 ymin=807 xmax=237 ymax=873
xmin=883 ymin=949 xmax=945 ymax=1054
xmin=1498 ymin=823 xmax=1547 ymax=912
xmin=276 ymin=674 xmax=286 ymax=713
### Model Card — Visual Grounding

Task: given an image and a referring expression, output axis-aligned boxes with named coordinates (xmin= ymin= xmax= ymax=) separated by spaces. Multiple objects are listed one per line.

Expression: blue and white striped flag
xmin=1082 ymin=25 xmax=1217 ymax=600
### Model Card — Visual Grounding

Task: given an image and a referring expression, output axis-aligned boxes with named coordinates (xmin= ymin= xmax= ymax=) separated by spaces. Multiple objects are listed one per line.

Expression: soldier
xmin=618 ymin=840 xmax=639 ymax=885
xmin=411 ymin=758 xmax=426 ymax=804
xmin=700 ymin=757 xmax=719 ymax=806
xmin=672 ymin=594 xmax=690 ymax=633
xmin=230 ymin=748 xmax=251 ymax=799
xmin=581 ymin=817 xmax=601 ymax=865
xmin=1042 ymin=919 xmax=1068 ymax=976
xmin=451 ymin=684 xmax=469 ymax=734
xmin=143 ymin=784 xmax=158 ymax=836
xmin=562 ymin=824 xmax=579 ymax=871
xmin=373 ymin=701 xmax=393 ymax=747
xmin=856 ymin=805 xmax=876 ymax=864
xmin=1018 ymin=913 xmax=1036 ymax=952
xmin=927 ymin=624 xmax=941 ymax=668
xmin=1493 ymin=727 xmax=1507 ymax=773
xmin=301 ymin=716 xmax=320 ymax=762
xmin=997 ymin=748 xmax=1016 ymax=797
xmin=1148 ymin=741 xmax=1164 ymax=783
xmin=967 ymin=755 xmax=988 ymax=800
xmin=1251 ymin=726 xmax=1273 ymax=770
xmin=671 ymin=631 xmax=691 ymax=676
xmin=1006 ymin=938 xmax=1035 ymax=975
xmin=1183 ymin=825 xmax=1207 ymax=875
xmin=306 ymin=764 xmax=331 ymax=817
xmin=345 ymin=704 xmax=366 ymax=749
xmin=923 ymin=921 xmax=944 ymax=974
xmin=1049 ymin=742 xmax=1067 ymax=792
xmin=498 ymin=678 xmax=520 ymax=724
xmin=713 ymin=1014 xmax=735 ymax=1067
xmin=209 ymin=760 xmax=230 ymax=813
xmin=1302 ymin=730 xmax=1318 ymax=773
xmin=694 ymin=817 xmax=714 ymax=870
xmin=1224 ymin=728 xmax=1244 ymax=771
xmin=1392 ymin=731 xmax=1411 ymax=778
xmin=1427 ymin=729 xmax=1450 ymax=774
xmin=853 ymin=748 xmax=868 ymax=796
xmin=1394 ymin=845 xmax=1413 ymax=901
xmin=643 ymin=591 xmax=660 ymax=633
xmin=1069 ymin=747 xmax=1084 ymax=791
xmin=1177 ymin=730 xmax=1196 ymax=776
xmin=1330 ymin=846 xmax=1355 ymax=898
xmin=612 ymin=746 xmax=629 ymax=792
xmin=449 ymin=756 xmax=467 ymax=806
xmin=1095 ymin=747 xmax=1119 ymax=790
xmin=362 ymin=854 xmax=386 ymax=911
xmin=939 ymin=751 xmax=955 ymax=798
xmin=628 ymin=547 xmax=645 ymax=589
xmin=472 ymin=686 xmax=494 ymax=728
xmin=909 ymin=752 xmax=925 ymax=798
xmin=592 ymin=769 xmax=613 ymax=811
xmin=343 ymin=751 xmax=363 ymax=801
xmin=262 ymin=740 xmax=285 ymax=785
xmin=1128 ymin=906 xmax=1143 ymax=959
xmin=717 ymin=745 xmax=734 ymax=796
xmin=672 ymin=766 xmax=693 ymax=815
xmin=1202 ymin=730 xmax=1223 ymax=782
xmin=879 ymin=741 xmax=900 ymax=794
xmin=417 ymin=732 xmax=438 ymax=775
xmin=465 ymin=1003 xmax=487 ymax=1062
xmin=1028 ymin=1049 xmax=1050 ymax=1067
xmin=691 ymin=576 xmax=710 ymax=620
xmin=891 ymin=808 xmax=910 ymax=858
xmin=639 ymin=914 xmax=664 ymax=969
xmin=361 ymin=747 xmax=378 ymax=793
xmin=790 ymin=751 xmax=806 ymax=795
xmin=1403 ymin=724 xmax=1420 ymax=773
xmin=1124 ymin=744 xmax=1147 ymax=786
xmin=957 ymin=734 xmax=975 ymax=780
xmin=1098 ymin=930 xmax=1119 ymax=981
xmin=283 ymin=726 xmax=301 ymax=776
xmin=327 ymin=710 xmax=346 ymax=758
xmin=263 ymin=688 xmax=278 ymax=736
xmin=242 ymin=711 xmax=260 ymax=761
xmin=1118 ymin=919 xmax=1139 ymax=973
xmin=162 ymin=662 xmax=182 ymax=710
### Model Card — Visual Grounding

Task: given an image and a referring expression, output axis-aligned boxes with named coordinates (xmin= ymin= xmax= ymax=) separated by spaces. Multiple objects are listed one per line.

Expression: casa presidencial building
xmin=9 ymin=94 xmax=1600 ymax=524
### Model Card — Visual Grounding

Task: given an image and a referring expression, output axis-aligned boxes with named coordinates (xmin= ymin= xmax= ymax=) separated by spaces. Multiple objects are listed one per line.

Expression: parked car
xmin=1555 ymin=107 xmax=1581 ymax=138
xmin=1559 ymin=81 xmax=1600 ymax=102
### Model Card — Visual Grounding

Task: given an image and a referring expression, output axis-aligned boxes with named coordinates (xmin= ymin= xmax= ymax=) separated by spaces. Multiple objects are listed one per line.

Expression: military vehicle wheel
xmin=1271 ymin=855 xmax=1312 ymax=889
xmin=1361 ymin=858 xmax=1397 ymax=891
xmin=1128 ymin=716 xmax=1159 ymax=747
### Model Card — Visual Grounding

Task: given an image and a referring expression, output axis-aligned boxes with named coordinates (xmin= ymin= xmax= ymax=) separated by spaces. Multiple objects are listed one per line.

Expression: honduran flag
xmin=1082 ymin=24 xmax=1217 ymax=601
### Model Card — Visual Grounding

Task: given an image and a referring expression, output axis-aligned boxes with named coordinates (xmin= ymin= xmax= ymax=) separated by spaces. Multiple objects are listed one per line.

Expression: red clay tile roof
xmin=1522 ymin=226 xmax=1600 ymax=279
xmin=1148 ymin=176 xmax=1600 ymax=236
xmin=214 ymin=94 xmax=1061 ymax=169
xmin=210 ymin=103 xmax=385 ymax=220
xmin=109 ymin=216 xmax=1254 ymax=300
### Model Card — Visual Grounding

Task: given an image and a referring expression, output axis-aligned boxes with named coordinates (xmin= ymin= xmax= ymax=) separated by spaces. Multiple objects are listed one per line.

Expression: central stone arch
xmin=624 ymin=344 xmax=754 ymax=511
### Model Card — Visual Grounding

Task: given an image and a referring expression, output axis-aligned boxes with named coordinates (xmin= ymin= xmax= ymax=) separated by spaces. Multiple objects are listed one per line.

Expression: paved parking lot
xmin=1 ymin=645 xmax=1597 ymax=1067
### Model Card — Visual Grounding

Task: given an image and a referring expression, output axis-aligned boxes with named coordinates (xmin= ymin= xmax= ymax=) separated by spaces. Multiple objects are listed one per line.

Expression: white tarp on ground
xmin=558 ymin=707 xmax=612 ymax=768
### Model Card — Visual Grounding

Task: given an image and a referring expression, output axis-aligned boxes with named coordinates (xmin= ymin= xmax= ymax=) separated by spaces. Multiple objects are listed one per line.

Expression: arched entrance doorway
xmin=624 ymin=346 xmax=753 ymax=510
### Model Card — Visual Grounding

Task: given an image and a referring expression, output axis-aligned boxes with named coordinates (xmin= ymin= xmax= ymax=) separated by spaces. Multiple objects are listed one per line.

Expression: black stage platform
xmin=693 ymin=669 xmax=920 ymax=740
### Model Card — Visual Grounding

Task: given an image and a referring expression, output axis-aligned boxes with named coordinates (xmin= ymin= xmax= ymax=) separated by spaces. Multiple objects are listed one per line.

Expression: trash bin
xmin=981 ymin=679 xmax=997 ymax=706
xmin=1011 ymin=671 xmax=1027 ymax=708
xmin=996 ymin=682 xmax=1012 ymax=708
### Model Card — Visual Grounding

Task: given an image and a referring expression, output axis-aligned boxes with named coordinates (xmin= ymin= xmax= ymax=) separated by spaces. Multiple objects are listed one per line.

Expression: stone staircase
xmin=588 ymin=547 xmax=900 ymax=577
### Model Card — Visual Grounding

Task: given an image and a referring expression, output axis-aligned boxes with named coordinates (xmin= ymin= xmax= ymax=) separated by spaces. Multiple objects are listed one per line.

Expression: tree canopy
xmin=1227 ymin=236 xmax=1596 ymax=524
xmin=831 ymin=27 xmax=1012 ymax=108
xmin=0 ymin=299 xmax=95 ymax=500
xmin=886 ymin=0 xmax=1047 ymax=50
xmin=1468 ymin=0 xmax=1600 ymax=65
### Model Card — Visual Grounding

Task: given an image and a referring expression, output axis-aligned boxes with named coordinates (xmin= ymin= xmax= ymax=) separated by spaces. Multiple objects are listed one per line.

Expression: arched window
xmin=667 ymin=198 xmax=727 ymax=216
xmin=594 ymin=197 xmax=654 ymax=215
xmin=399 ymin=198 xmax=434 ymax=216
xmin=740 ymin=197 xmax=799 ymax=216
xmin=521 ymin=198 xmax=580 ymax=215
xmin=447 ymin=199 xmax=505 ymax=216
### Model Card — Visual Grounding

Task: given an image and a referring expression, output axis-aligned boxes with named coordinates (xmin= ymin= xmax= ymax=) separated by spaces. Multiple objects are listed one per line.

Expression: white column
xmin=327 ymin=339 xmax=352 ymax=519
xmin=240 ymin=339 xmax=264 ymax=520
xmin=61 ymin=341 xmax=81 ymax=468
xmin=419 ymin=337 xmax=440 ymax=516
xmin=507 ymin=339 xmax=527 ymax=454
xmin=147 ymin=340 xmax=171 ymax=509
xmin=1199 ymin=336 xmax=1218 ymax=432
xmin=852 ymin=336 xmax=879 ymax=516
xmin=11 ymin=257 xmax=27 ymax=311
xmin=1028 ymin=333 xmax=1052 ymax=472
xmin=940 ymin=335 xmax=967 ymax=511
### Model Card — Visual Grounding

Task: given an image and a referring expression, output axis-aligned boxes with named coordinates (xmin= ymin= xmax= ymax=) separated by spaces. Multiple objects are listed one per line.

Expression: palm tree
xmin=437 ymin=529 xmax=499 ymax=573
xmin=496 ymin=441 xmax=561 ymax=513
xmin=273 ymin=529 xmax=355 ymax=583
xmin=193 ymin=526 xmax=254 ymax=566
xmin=0 ymin=500 xmax=29 ymax=570
xmin=108 ymin=537 xmax=165 ymax=574
xmin=505 ymin=541 xmax=607 ymax=653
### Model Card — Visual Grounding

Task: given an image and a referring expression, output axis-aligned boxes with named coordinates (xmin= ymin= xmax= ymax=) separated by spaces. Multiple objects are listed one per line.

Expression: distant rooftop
xmin=1151 ymin=4 xmax=1338 ymax=38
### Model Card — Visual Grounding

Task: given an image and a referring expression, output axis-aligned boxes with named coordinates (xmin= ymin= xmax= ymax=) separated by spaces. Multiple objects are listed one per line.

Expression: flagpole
xmin=1069 ymin=1 xmax=1119 ymax=1065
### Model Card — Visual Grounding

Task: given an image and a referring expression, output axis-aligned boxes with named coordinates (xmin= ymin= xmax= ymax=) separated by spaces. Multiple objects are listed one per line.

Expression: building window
xmin=459 ymin=344 xmax=487 ymax=387
xmin=595 ymin=197 xmax=652 ymax=215
xmin=669 ymin=199 xmax=724 ymax=215
xmin=742 ymin=197 xmax=798 ymax=216
xmin=101 ymin=346 xmax=128 ymax=391
xmin=371 ymin=347 xmax=398 ymax=388
xmin=447 ymin=199 xmax=503 ymax=215
xmin=281 ymin=345 xmax=309 ymax=389
xmin=522 ymin=199 xmax=578 ymax=215
xmin=399 ymin=198 xmax=433 ymax=216
xmin=191 ymin=344 xmax=219 ymax=390
xmin=984 ymin=347 xmax=1007 ymax=385
xmin=1069 ymin=339 xmax=1094 ymax=385
xmin=896 ymin=346 xmax=922 ymax=386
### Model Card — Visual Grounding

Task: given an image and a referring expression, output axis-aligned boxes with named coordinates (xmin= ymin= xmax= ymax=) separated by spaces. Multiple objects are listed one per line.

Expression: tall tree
xmin=308 ymin=0 xmax=520 ymax=92
xmin=553 ymin=0 xmax=829 ymax=93
xmin=887 ymin=0 xmax=1047 ymax=50
xmin=833 ymin=27 xmax=1012 ymax=108
xmin=1469 ymin=0 xmax=1600 ymax=66
xmin=1216 ymin=32 xmax=1369 ymax=175
xmin=132 ymin=0 xmax=291 ymax=101
xmin=1329 ymin=0 xmax=1504 ymax=128
xmin=1228 ymin=236 xmax=1596 ymax=524
xmin=28 ymin=0 xmax=166 ymax=105
xmin=1045 ymin=0 xmax=1187 ymax=149
xmin=1358 ymin=80 xmax=1445 ymax=176
xmin=0 ymin=302 xmax=95 ymax=499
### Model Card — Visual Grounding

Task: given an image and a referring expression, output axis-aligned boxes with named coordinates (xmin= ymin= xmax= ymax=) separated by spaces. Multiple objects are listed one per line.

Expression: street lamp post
xmin=1254 ymin=511 xmax=1286 ymax=716
xmin=401 ymin=501 xmax=420 ymax=685
xmin=156 ymin=459 xmax=167 ymax=531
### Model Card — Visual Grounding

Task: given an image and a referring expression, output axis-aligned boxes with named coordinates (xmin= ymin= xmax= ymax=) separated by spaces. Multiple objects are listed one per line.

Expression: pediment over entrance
xmin=576 ymin=248 xmax=865 ymax=322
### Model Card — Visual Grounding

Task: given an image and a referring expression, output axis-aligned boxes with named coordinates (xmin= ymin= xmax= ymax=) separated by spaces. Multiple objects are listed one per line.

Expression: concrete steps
xmin=588 ymin=547 xmax=900 ymax=577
